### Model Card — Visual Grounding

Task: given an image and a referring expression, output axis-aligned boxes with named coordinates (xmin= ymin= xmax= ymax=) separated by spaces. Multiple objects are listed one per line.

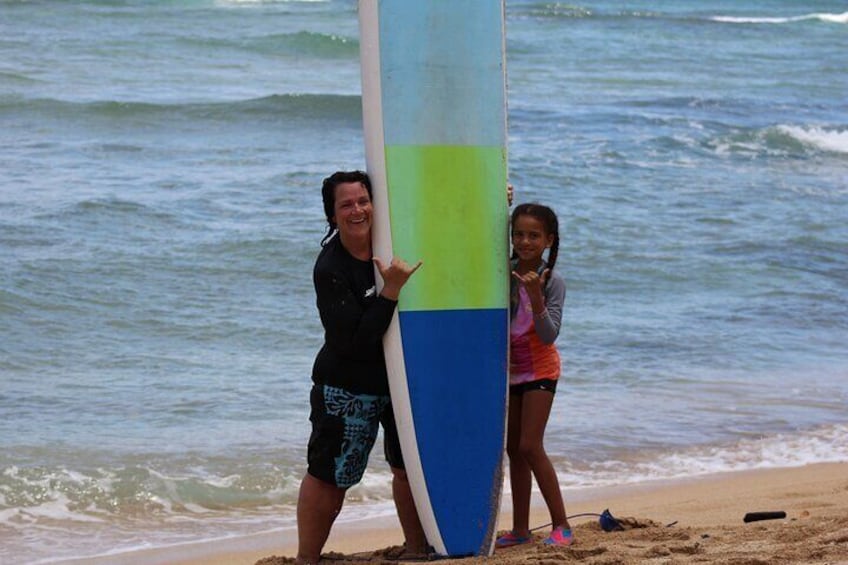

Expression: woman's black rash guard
xmin=310 ymin=235 xmax=398 ymax=396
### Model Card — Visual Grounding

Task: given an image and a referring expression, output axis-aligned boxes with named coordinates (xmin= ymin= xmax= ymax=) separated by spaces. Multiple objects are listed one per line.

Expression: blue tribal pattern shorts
xmin=306 ymin=384 xmax=403 ymax=488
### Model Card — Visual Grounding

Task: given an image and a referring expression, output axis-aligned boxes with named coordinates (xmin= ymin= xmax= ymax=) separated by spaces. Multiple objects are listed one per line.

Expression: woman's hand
xmin=374 ymin=257 xmax=423 ymax=300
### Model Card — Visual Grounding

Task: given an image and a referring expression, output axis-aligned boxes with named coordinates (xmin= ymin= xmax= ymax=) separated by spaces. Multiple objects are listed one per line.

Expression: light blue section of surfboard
xmin=377 ymin=1 xmax=505 ymax=147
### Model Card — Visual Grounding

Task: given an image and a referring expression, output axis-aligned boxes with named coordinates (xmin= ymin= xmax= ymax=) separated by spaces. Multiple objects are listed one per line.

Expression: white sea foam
xmin=777 ymin=125 xmax=848 ymax=154
xmin=709 ymin=125 xmax=848 ymax=158
xmin=554 ymin=423 xmax=848 ymax=490
xmin=712 ymin=12 xmax=848 ymax=24
xmin=346 ymin=469 xmax=395 ymax=503
xmin=13 ymin=494 xmax=106 ymax=524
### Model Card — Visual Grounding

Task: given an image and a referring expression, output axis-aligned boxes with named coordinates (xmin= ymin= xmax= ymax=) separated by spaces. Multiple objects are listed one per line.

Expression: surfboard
xmin=358 ymin=1 xmax=509 ymax=557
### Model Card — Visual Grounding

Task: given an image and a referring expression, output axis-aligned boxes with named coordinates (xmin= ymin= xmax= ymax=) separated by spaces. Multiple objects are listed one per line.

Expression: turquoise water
xmin=1 ymin=1 xmax=847 ymax=562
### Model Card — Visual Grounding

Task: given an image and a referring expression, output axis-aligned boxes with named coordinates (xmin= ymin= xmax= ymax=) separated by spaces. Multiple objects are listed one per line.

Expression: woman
xmin=296 ymin=170 xmax=425 ymax=564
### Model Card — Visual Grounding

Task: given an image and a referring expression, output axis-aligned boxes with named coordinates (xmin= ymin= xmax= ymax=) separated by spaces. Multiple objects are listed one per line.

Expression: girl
xmin=496 ymin=203 xmax=573 ymax=548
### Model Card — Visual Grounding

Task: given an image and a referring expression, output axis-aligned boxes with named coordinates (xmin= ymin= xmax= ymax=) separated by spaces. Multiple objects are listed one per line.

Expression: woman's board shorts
xmin=509 ymin=377 xmax=558 ymax=396
xmin=306 ymin=384 xmax=404 ymax=488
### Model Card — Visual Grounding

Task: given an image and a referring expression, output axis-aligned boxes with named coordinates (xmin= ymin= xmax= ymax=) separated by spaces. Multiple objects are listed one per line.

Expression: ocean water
xmin=1 ymin=0 xmax=847 ymax=562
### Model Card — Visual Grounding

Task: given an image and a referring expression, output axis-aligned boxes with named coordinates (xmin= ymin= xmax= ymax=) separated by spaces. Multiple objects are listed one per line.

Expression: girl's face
xmin=511 ymin=214 xmax=553 ymax=263
xmin=332 ymin=181 xmax=372 ymax=241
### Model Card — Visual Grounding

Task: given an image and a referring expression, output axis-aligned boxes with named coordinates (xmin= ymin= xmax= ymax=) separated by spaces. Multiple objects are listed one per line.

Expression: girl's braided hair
xmin=510 ymin=203 xmax=560 ymax=275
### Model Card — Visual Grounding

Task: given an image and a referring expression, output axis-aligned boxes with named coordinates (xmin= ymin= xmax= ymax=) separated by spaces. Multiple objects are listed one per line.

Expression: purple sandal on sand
xmin=495 ymin=531 xmax=532 ymax=548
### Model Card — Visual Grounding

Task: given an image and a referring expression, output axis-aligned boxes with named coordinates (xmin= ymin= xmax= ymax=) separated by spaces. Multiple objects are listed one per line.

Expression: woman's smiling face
xmin=332 ymin=181 xmax=373 ymax=241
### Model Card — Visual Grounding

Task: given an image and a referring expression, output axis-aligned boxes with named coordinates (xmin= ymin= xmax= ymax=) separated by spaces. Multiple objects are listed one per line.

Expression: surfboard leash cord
xmin=320 ymin=511 xmax=678 ymax=562
xmin=532 ymin=509 xmax=678 ymax=532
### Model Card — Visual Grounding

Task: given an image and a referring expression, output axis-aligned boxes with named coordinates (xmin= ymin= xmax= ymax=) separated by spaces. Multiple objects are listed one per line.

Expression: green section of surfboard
xmin=385 ymin=144 xmax=508 ymax=312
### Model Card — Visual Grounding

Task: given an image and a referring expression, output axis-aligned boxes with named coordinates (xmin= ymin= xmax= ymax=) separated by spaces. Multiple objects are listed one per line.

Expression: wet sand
xmin=67 ymin=462 xmax=848 ymax=565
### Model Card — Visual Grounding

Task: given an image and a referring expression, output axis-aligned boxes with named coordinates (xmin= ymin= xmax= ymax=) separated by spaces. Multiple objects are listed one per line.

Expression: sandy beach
xmin=65 ymin=461 xmax=848 ymax=565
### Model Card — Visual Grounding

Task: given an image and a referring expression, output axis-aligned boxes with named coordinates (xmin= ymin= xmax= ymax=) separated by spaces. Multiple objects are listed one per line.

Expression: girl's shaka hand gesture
xmin=513 ymin=269 xmax=549 ymax=314
xmin=512 ymin=268 xmax=549 ymax=293
xmin=374 ymin=256 xmax=423 ymax=300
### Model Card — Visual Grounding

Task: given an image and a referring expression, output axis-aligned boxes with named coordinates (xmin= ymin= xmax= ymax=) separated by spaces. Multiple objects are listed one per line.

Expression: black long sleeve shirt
xmin=310 ymin=235 xmax=397 ymax=395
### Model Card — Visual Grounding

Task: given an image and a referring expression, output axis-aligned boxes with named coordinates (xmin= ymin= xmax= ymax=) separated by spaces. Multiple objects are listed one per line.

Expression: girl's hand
xmin=374 ymin=257 xmax=423 ymax=300
xmin=512 ymin=268 xmax=549 ymax=293
xmin=512 ymin=269 xmax=549 ymax=314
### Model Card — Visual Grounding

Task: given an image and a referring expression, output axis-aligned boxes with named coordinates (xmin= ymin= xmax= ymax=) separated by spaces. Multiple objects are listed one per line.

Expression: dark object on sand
xmin=560 ymin=509 xmax=625 ymax=532
xmin=563 ymin=508 xmax=668 ymax=532
xmin=743 ymin=511 xmax=787 ymax=523
xmin=600 ymin=508 xmax=625 ymax=532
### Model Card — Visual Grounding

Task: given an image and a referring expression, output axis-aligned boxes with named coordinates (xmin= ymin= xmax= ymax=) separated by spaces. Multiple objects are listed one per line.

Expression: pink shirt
xmin=509 ymin=286 xmax=561 ymax=385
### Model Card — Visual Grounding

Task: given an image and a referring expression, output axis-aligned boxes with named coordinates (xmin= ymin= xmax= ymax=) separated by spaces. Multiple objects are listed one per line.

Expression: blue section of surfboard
xmin=397 ymin=309 xmax=508 ymax=555
xmin=358 ymin=1 xmax=509 ymax=557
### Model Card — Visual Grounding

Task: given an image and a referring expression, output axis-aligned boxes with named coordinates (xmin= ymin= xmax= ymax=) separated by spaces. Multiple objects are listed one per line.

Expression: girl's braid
xmin=511 ymin=203 xmax=561 ymax=278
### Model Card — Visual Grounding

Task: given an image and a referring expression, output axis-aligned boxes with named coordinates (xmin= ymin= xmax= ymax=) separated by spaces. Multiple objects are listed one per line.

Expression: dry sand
xmin=72 ymin=462 xmax=848 ymax=565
